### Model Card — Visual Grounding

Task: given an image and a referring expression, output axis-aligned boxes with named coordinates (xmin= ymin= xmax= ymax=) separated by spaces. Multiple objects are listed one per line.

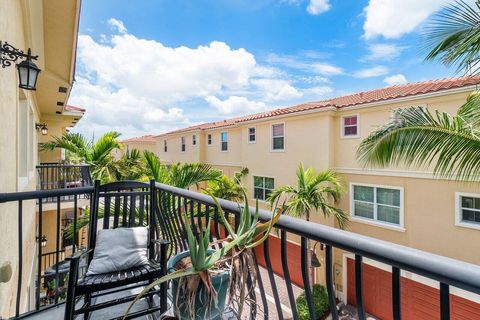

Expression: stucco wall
xmin=0 ymin=1 xmax=41 ymax=317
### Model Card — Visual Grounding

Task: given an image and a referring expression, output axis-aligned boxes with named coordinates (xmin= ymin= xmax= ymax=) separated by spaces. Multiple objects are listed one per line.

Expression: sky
xmin=69 ymin=0 xmax=464 ymax=139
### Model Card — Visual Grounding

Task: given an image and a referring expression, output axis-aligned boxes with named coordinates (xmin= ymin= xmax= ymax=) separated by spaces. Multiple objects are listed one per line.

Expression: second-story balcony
xmin=36 ymin=163 xmax=92 ymax=203
xmin=1 ymin=181 xmax=480 ymax=320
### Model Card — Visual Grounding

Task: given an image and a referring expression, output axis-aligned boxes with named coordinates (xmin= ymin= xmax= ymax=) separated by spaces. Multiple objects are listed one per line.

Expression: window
xmin=192 ymin=135 xmax=197 ymax=145
xmin=207 ymin=134 xmax=212 ymax=145
xmin=341 ymin=115 xmax=359 ymax=137
xmin=271 ymin=123 xmax=284 ymax=150
xmin=351 ymin=184 xmax=402 ymax=227
xmin=254 ymin=176 xmax=274 ymax=201
xmin=181 ymin=136 xmax=186 ymax=152
xmin=164 ymin=140 xmax=167 ymax=152
xmin=248 ymin=127 xmax=256 ymax=143
xmin=221 ymin=132 xmax=228 ymax=151
xmin=456 ymin=193 xmax=480 ymax=229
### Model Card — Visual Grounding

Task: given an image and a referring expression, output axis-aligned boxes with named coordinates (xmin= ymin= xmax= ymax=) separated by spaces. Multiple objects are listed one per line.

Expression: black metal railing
xmin=36 ymin=163 xmax=92 ymax=202
xmin=153 ymin=182 xmax=480 ymax=320
xmin=1 ymin=182 xmax=480 ymax=319
xmin=0 ymin=187 xmax=94 ymax=318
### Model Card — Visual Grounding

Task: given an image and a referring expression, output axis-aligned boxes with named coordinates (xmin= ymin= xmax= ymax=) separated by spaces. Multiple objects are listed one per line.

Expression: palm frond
xmin=424 ymin=0 xmax=480 ymax=74
xmin=40 ymin=133 xmax=89 ymax=158
xmin=89 ymin=131 xmax=121 ymax=163
xmin=357 ymin=106 xmax=480 ymax=181
xmin=170 ymin=163 xmax=222 ymax=189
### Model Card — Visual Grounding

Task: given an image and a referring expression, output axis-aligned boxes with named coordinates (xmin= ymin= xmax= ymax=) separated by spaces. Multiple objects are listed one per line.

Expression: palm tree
xmin=41 ymin=131 xmax=121 ymax=182
xmin=425 ymin=0 xmax=480 ymax=75
xmin=113 ymin=149 xmax=149 ymax=181
xmin=205 ymin=175 xmax=245 ymax=202
xmin=358 ymin=0 xmax=480 ymax=181
xmin=143 ymin=151 xmax=221 ymax=189
xmin=268 ymin=163 xmax=349 ymax=229
xmin=357 ymin=95 xmax=480 ymax=181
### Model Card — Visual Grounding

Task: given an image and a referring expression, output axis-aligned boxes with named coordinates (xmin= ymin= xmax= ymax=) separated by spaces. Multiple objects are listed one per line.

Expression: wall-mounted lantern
xmin=36 ymin=123 xmax=48 ymax=135
xmin=0 ymin=41 xmax=41 ymax=90
xmin=37 ymin=235 xmax=47 ymax=247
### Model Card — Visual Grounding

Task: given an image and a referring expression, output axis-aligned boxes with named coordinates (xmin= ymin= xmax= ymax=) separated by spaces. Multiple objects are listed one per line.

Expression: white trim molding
xmin=349 ymin=182 xmax=405 ymax=231
xmin=336 ymin=167 xmax=445 ymax=180
xmin=455 ymin=192 xmax=480 ymax=231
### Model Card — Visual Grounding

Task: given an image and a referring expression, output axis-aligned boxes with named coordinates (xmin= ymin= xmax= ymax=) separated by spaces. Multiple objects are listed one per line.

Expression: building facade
xmin=123 ymin=77 xmax=480 ymax=312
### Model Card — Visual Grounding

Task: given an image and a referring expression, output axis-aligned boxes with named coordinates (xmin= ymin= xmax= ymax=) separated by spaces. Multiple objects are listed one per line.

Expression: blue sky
xmin=70 ymin=0 xmax=461 ymax=139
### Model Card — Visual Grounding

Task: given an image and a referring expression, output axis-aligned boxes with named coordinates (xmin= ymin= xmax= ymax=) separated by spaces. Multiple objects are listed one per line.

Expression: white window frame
xmin=181 ymin=136 xmax=186 ymax=152
xmin=340 ymin=114 xmax=360 ymax=139
xmin=192 ymin=134 xmax=197 ymax=146
xmin=455 ymin=192 xmax=480 ymax=230
xmin=248 ymin=127 xmax=256 ymax=144
xmin=253 ymin=175 xmax=275 ymax=202
xmin=220 ymin=131 xmax=228 ymax=152
xmin=207 ymin=134 xmax=212 ymax=146
xmin=271 ymin=122 xmax=285 ymax=152
xmin=349 ymin=182 xmax=405 ymax=231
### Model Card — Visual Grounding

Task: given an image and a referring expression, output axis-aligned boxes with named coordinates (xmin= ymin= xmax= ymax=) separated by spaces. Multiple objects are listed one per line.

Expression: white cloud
xmin=107 ymin=18 xmax=127 ymax=33
xmin=266 ymin=53 xmax=343 ymax=76
xmin=362 ymin=0 xmax=452 ymax=39
xmin=303 ymin=85 xmax=334 ymax=96
xmin=384 ymin=74 xmax=408 ymax=86
xmin=205 ymin=96 xmax=266 ymax=115
xmin=311 ymin=63 xmax=343 ymax=75
xmin=353 ymin=66 xmax=389 ymax=78
xmin=364 ymin=43 xmax=406 ymax=61
xmin=307 ymin=0 xmax=331 ymax=15
xmin=252 ymin=78 xmax=303 ymax=102
xmin=70 ymin=77 xmax=190 ymax=138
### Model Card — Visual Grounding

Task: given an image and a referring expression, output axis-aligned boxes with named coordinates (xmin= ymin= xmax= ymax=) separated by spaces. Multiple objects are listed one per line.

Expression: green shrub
xmin=296 ymin=284 xmax=329 ymax=320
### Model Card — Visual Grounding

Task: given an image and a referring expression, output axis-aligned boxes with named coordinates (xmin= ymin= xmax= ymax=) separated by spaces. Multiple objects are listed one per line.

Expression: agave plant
xmin=124 ymin=191 xmax=281 ymax=319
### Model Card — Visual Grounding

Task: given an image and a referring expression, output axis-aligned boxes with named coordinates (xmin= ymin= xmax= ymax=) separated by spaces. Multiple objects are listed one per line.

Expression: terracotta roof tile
xmin=160 ymin=76 xmax=480 ymax=135
xmin=121 ymin=135 xmax=157 ymax=143
xmin=64 ymin=105 xmax=86 ymax=112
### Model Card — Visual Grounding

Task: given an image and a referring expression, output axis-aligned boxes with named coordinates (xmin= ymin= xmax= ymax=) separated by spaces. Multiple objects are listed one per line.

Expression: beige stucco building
xmin=0 ymin=0 xmax=82 ymax=317
xmin=123 ymin=76 xmax=480 ymax=308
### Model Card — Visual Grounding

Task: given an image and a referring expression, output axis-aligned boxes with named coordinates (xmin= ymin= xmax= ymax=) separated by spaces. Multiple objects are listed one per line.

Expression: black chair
xmin=64 ymin=180 xmax=169 ymax=320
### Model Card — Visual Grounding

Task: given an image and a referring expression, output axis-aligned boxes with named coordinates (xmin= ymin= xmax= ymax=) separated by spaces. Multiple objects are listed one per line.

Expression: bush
xmin=296 ymin=284 xmax=329 ymax=320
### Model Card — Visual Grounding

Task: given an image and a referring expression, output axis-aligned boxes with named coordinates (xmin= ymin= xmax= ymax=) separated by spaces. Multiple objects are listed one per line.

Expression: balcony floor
xmin=26 ymin=267 xmax=303 ymax=319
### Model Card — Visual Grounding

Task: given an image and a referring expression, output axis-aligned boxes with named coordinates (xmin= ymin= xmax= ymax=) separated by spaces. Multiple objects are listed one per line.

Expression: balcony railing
xmin=0 ymin=182 xmax=479 ymax=319
xmin=36 ymin=163 xmax=92 ymax=202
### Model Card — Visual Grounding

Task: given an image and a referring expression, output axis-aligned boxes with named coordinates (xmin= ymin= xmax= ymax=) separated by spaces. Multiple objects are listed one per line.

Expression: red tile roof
xmin=158 ymin=76 xmax=480 ymax=136
xmin=64 ymin=105 xmax=86 ymax=113
xmin=121 ymin=135 xmax=157 ymax=143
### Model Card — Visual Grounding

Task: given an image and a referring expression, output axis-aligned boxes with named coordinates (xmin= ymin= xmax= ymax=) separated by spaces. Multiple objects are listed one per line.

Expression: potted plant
xmin=125 ymin=190 xmax=282 ymax=319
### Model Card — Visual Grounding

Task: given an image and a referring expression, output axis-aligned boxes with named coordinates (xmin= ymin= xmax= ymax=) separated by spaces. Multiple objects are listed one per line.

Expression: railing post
xmin=440 ymin=283 xmax=450 ymax=320
xmin=325 ymin=245 xmax=338 ymax=320
xmin=355 ymin=255 xmax=366 ymax=320
xmin=392 ymin=266 xmax=401 ymax=320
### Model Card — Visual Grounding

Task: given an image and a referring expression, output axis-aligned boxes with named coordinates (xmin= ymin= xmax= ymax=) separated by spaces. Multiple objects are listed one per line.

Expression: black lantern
xmin=1 ymin=41 xmax=41 ymax=90
xmin=37 ymin=235 xmax=47 ymax=247
xmin=36 ymin=123 xmax=48 ymax=135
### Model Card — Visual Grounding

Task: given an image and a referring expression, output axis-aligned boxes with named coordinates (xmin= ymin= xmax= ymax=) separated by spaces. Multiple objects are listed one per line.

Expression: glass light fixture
xmin=1 ymin=42 xmax=41 ymax=90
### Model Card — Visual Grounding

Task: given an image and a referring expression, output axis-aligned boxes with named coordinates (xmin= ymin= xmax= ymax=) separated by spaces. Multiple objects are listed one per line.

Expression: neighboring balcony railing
xmin=36 ymin=163 xmax=92 ymax=202
xmin=0 ymin=183 xmax=479 ymax=319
